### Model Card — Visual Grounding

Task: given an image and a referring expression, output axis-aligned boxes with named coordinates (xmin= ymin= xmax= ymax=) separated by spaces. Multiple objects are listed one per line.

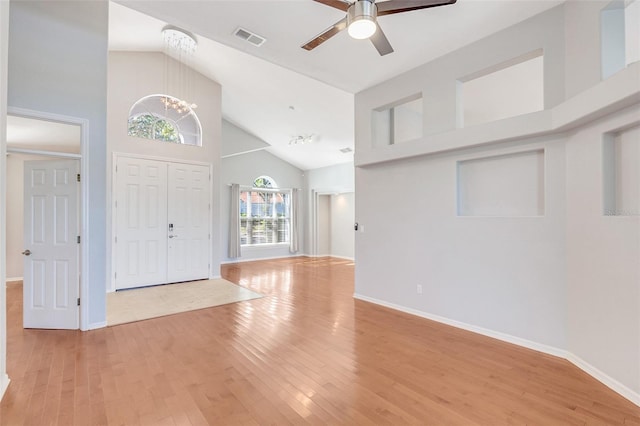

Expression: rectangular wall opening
xmin=458 ymin=50 xmax=544 ymax=128
xmin=372 ymin=93 xmax=423 ymax=147
xmin=601 ymin=0 xmax=639 ymax=80
xmin=457 ymin=150 xmax=545 ymax=217
xmin=603 ymin=125 xmax=640 ymax=216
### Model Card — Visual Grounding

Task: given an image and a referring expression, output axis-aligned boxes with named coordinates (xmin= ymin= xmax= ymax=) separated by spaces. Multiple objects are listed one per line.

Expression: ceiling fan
xmin=302 ymin=0 xmax=456 ymax=56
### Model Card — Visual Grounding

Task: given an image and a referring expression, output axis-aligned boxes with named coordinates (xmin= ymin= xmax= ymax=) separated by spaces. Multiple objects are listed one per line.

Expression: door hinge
xmin=77 ymin=236 xmax=81 ymax=244
xmin=77 ymin=173 xmax=81 ymax=182
xmin=77 ymin=297 xmax=80 ymax=306
xmin=115 ymin=236 xmax=118 ymax=243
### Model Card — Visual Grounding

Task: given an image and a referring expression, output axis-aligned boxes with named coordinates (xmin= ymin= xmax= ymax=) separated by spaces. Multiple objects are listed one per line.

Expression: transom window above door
xmin=127 ymin=94 xmax=202 ymax=146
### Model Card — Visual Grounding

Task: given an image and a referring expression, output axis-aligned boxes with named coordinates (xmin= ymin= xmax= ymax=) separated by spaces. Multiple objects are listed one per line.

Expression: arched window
xmin=127 ymin=94 xmax=202 ymax=146
xmin=253 ymin=176 xmax=276 ymax=188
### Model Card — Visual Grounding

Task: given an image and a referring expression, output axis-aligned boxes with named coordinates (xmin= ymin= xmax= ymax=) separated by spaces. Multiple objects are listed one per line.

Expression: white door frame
xmin=7 ymin=107 xmax=89 ymax=331
xmin=110 ymin=152 xmax=213 ymax=293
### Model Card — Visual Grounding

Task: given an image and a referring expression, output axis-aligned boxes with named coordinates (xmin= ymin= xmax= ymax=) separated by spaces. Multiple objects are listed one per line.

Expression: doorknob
xmin=168 ymin=235 xmax=178 ymax=239
xmin=22 ymin=249 xmax=31 ymax=256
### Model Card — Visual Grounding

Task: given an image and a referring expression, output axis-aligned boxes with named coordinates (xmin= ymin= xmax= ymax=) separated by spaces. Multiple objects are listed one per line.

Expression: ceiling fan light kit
xmin=303 ymin=0 xmax=457 ymax=56
xmin=347 ymin=0 xmax=377 ymax=39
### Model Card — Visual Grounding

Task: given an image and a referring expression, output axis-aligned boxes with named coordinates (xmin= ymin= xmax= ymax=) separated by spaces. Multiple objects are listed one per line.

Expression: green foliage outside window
xmin=128 ymin=113 xmax=181 ymax=143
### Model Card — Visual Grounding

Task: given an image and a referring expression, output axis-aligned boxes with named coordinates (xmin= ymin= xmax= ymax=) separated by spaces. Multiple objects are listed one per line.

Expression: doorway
xmin=313 ymin=191 xmax=355 ymax=259
xmin=6 ymin=110 xmax=85 ymax=329
xmin=112 ymin=155 xmax=212 ymax=290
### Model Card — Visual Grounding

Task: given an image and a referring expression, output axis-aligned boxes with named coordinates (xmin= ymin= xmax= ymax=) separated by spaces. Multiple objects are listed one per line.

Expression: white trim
xmin=566 ymin=353 xmax=640 ymax=407
xmin=86 ymin=321 xmax=107 ymax=330
xmin=353 ymin=293 xmax=640 ymax=408
xmin=7 ymin=147 xmax=81 ymax=159
xmin=0 ymin=0 xmax=8 ymax=401
xmin=7 ymin=107 xmax=90 ymax=331
xmin=308 ymin=254 xmax=354 ymax=261
xmin=0 ymin=374 xmax=9 ymax=400
xmin=221 ymin=254 xmax=306 ymax=264
xmin=113 ymin=152 xmax=211 ymax=168
xmin=5 ymin=277 xmax=22 ymax=283
xmin=354 ymin=294 xmax=567 ymax=357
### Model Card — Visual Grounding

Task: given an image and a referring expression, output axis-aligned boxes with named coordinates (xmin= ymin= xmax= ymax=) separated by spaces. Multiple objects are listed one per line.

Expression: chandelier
xmin=162 ymin=26 xmax=198 ymax=112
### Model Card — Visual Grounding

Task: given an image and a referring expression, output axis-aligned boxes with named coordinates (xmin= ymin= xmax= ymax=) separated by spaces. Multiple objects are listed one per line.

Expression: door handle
xmin=168 ymin=235 xmax=178 ymax=239
xmin=22 ymin=249 xmax=31 ymax=256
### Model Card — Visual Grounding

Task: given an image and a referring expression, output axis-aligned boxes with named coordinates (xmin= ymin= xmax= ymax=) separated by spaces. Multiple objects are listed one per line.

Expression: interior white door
xmin=167 ymin=163 xmax=210 ymax=283
xmin=23 ymin=159 xmax=79 ymax=329
xmin=115 ymin=157 xmax=169 ymax=290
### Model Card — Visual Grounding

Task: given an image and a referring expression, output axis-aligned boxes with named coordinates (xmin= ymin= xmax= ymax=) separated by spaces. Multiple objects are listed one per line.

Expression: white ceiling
xmin=109 ymin=0 xmax=564 ymax=170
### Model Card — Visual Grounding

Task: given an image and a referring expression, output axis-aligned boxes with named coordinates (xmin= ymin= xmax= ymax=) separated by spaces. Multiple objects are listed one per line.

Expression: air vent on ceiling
xmin=234 ymin=27 xmax=266 ymax=47
xmin=340 ymin=147 xmax=353 ymax=153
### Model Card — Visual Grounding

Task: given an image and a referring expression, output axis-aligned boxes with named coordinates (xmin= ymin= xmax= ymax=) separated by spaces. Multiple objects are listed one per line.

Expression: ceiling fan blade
xmin=376 ymin=0 xmax=456 ymax=16
xmin=302 ymin=17 xmax=348 ymax=51
xmin=313 ymin=0 xmax=352 ymax=12
xmin=370 ymin=23 xmax=394 ymax=56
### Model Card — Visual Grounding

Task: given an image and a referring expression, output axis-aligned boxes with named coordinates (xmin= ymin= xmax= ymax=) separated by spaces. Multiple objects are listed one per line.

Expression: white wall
xmin=220 ymin=137 xmax=305 ymax=263
xmin=566 ymin=105 xmax=640 ymax=396
xmin=565 ymin=1 xmax=608 ymax=99
xmin=355 ymin=137 xmax=567 ymax=348
xmin=8 ymin=1 xmax=108 ymax=329
xmin=330 ymin=192 xmax=355 ymax=259
xmin=0 ymin=0 xmax=11 ymax=399
xmin=357 ymin=5 xmax=565 ymax=146
xmin=317 ymin=195 xmax=331 ymax=256
xmin=354 ymin=0 xmax=640 ymax=404
xmin=221 ymin=119 xmax=269 ymax=157
xmin=106 ymin=51 xmax=222 ymax=282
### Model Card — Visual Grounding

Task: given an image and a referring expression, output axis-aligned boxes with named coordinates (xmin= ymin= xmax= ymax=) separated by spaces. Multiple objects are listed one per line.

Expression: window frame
xmin=239 ymin=178 xmax=291 ymax=247
xmin=127 ymin=94 xmax=202 ymax=146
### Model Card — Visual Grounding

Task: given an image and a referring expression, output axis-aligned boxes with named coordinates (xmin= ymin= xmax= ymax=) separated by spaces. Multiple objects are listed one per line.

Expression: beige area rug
xmin=107 ymin=279 xmax=263 ymax=326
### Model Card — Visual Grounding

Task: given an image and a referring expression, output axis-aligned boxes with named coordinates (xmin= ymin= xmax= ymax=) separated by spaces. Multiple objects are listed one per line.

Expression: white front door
xmin=23 ymin=159 xmax=79 ymax=329
xmin=115 ymin=157 xmax=169 ymax=290
xmin=167 ymin=163 xmax=210 ymax=283
xmin=114 ymin=157 xmax=210 ymax=290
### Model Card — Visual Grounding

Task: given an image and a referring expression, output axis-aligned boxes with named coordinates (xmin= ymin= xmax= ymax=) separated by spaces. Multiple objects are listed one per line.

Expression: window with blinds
xmin=240 ymin=177 xmax=290 ymax=245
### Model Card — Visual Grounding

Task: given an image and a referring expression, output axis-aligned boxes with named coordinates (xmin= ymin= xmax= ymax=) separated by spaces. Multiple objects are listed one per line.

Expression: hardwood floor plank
xmin=0 ymin=259 xmax=638 ymax=425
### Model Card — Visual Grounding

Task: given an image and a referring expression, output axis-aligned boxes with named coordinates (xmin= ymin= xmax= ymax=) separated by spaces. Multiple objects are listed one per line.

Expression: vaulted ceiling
xmin=109 ymin=0 xmax=564 ymax=170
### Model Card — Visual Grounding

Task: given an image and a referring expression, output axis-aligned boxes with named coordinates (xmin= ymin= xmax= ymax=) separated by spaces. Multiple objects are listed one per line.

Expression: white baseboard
xmin=354 ymin=294 xmax=567 ymax=357
xmin=353 ymin=293 xmax=640 ymax=408
xmin=0 ymin=374 xmax=10 ymax=400
xmin=220 ymin=254 xmax=307 ymax=264
xmin=566 ymin=352 xmax=640 ymax=407
xmin=5 ymin=277 xmax=22 ymax=283
xmin=85 ymin=321 xmax=107 ymax=331
xmin=308 ymin=254 xmax=355 ymax=261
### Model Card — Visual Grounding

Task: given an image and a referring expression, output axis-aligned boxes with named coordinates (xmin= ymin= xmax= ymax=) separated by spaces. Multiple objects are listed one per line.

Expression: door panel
xmin=167 ymin=163 xmax=210 ymax=283
xmin=115 ymin=158 xmax=169 ymax=289
xmin=23 ymin=159 xmax=79 ymax=329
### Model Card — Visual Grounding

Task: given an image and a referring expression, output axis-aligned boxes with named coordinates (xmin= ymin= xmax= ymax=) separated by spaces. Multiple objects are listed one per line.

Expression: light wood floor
xmin=0 ymin=257 xmax=638 ymax=425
